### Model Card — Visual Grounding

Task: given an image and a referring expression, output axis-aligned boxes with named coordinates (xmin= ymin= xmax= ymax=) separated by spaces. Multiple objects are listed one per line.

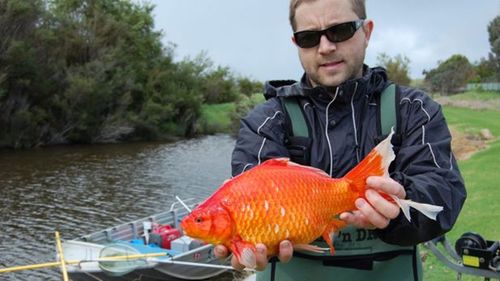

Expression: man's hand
xmin=339 ymin=176 xmax=405 ymax=229
xmin=214 ymin=240 xmax=293 ymax=271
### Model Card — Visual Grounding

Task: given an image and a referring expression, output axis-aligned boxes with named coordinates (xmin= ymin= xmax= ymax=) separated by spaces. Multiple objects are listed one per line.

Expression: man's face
xmin=293 ymin=0 xmax=373 ymax=87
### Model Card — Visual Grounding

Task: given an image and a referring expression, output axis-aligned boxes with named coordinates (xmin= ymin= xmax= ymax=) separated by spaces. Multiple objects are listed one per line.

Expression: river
xmin=0 ymin=134 xmax=236 ymax=281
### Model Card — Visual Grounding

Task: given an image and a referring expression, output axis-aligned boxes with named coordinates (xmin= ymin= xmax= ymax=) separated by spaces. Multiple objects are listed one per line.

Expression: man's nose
xmin=318 ymin=34 xmax=337 ymax=54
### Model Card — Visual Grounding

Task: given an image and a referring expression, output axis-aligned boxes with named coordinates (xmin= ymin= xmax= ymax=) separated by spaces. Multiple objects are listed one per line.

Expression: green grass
xmin=443 ymin=106 xmax=500 ymax=136
xmin=444 ymin=91 xmax=499 ymax=101
xmin=199 ymin=94 xmax=265 ymax=135
xmin=422 ymin=105 xmax=500 ymax=281
xmin=199 ymin=103 xmax=236 ymax=134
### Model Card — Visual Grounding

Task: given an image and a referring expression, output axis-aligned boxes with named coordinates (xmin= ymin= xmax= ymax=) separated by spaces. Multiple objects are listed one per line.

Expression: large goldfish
xmin=181 ymin=132 xmax=443 ymax=268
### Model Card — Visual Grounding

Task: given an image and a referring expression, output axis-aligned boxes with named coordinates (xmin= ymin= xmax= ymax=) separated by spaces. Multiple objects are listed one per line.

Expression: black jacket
xmin=231 ymin=66 xmax=466 ymax=245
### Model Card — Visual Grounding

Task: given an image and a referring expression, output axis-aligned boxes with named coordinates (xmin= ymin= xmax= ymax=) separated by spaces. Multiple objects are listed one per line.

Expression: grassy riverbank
xmin=199 ymin=103 xmax=236 ymax=134
xmin=199 ymin=94 xmax=264 ymax=134
xmin=422 ymin=144 xmax=500 ymax=281
xmin=422 ymin=93 xmax=499 ymax=280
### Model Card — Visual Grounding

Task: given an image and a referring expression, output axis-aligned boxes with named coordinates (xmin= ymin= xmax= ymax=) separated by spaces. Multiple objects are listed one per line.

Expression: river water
xmin=0 ymin=134 xmax=236 ymax=280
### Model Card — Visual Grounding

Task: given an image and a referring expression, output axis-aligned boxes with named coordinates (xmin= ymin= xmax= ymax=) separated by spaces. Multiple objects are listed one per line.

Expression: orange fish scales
xmin=222 ymin=167 xmax=353 ymax=255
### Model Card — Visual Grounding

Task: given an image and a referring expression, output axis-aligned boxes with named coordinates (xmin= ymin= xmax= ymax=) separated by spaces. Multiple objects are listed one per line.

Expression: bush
xmin=230 ymin=93 xmax=265 ymax=134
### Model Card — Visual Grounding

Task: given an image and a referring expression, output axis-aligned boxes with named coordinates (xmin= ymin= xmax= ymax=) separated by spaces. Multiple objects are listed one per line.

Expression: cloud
xmin=367 ymin=27 xmax=437 ymax=77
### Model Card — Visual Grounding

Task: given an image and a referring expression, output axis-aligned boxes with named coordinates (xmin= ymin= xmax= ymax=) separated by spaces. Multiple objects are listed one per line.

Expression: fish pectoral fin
xmin=328 ymin=218 xmax=348 ymax=230
xmin=294 ymin=243 xmax=329 ymax=254
xmin=230 ymin=239 xmax=257 ymax=269
xmin=322 ymin=231 xmax=335 ymax=255
xmin=322 ymin=218 xmax=347 ymax=255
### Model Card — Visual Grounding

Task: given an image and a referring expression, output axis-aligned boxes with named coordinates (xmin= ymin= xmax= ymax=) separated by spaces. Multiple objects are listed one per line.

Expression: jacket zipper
xmin=350 ymin=82 xmax=360 ymax=163
xmin=325 ymin=87 xmax=340 ymax=177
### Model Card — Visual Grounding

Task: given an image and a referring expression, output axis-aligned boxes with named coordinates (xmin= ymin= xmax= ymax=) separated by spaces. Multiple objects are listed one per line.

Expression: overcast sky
xmin=149 ymin=0 xmax=500 ymax=82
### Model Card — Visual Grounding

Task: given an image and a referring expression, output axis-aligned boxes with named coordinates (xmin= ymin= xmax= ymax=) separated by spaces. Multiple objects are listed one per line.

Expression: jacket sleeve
xmin=231 ymin=98 xmax=290 ymax=176
xmin=376 ymin=88 xmax=467 ymax=245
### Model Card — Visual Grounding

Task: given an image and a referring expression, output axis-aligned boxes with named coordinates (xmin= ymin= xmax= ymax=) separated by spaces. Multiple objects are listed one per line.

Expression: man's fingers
xmin=278 ymin=240 xmax=293 ymax=263
xmin=339 ymin=211 xmax=375 ymax=229
xmin=255 ymin=244 xmax=268 ymax=270
xmin=217 ymin=241 xmax=293 ymax=271
xmin=342 ymin=177 xmax=404 ymax=230
xmin=339 ymin=212 xmax=360 ymax=226
xmin=355 ymin=198 xmax=390 ymax=229
xmin=217 ymin=245 xmax=247 ymax=271
xmin=366 ymin=176 xmax=406 ymax=199
xmin=214 ymin=245 xmax=229 ymax=259
xmin=365 ymin=189 xmax=400 ymax=220
xmin=230 ymin=255 xmax=245 ymax=271
xmin=339 ymin=212 xmax=353 ymax=223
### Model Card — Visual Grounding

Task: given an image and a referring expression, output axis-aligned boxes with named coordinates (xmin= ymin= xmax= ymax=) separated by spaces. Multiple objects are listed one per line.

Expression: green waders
xmin=257 ymin=226 xmax=423 ymax=281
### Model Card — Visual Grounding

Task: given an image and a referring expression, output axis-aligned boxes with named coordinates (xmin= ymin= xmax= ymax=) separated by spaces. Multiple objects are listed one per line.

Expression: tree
xmin=488 ymin=16 xmax=500 ymax=59
xmin=487 ymin=15 xmax=500 ymax=81
xmin=237 ymin=77 xmax=263 ymax=97
xmin=472 ymin=56 xmax=496 ymax=83
xmin=423 ymin=55 xmax=475 ymax=94
xmin=376 ymin=53 xmax=411 ymax=86
xmin=0 ymin=0 xmax=56 ymax=148
xmin=201 ymin=66 xmax=238 ymax=104
xmin=0 ymin=0 xmax=253 ymax=148
xmin=468 ymin=16 xmax=500 ymax=83
xmin=0 ymin=0 xmax=201 ymax=147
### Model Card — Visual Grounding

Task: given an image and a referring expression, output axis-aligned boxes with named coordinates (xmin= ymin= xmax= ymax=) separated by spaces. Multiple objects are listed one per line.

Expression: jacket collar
xmin=299 ymin=65 xmax=388 ymax=104
xmin=264 ymin=65 xmax=389 ymax=105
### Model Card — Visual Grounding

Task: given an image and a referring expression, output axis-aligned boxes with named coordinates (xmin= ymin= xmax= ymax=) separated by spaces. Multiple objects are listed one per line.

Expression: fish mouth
xmin=179 ymin=219 xmax=188 ymax=231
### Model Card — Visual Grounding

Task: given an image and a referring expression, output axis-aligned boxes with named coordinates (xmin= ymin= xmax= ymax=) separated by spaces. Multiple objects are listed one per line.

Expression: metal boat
xmin=62 ymin=199 xmax=231 ymax=280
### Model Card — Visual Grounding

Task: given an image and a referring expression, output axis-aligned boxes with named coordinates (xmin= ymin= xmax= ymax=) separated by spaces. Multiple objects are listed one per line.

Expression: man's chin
xmin=316 ymin=76 xmax=346 ymax=88
xmin=311 ymin=69 xmax=348 ymax=86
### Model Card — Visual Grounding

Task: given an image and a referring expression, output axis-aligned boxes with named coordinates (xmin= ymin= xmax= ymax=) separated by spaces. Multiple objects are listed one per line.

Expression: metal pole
xmin=175 ymin=196 xmax=192 ymax=212
xmin=149 ymin=258 xmax=254 ymax=271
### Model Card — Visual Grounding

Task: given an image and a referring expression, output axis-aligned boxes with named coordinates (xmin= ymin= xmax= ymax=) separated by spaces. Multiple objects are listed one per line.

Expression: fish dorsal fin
xmin=260 ymin=158 xmax=291 ymax=166
xmin=261 ymin=158 xmax=330 ymax=177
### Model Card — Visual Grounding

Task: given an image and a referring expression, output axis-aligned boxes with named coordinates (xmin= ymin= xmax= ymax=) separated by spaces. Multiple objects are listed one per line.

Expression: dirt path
xmin=434 ymin=95 xmax=498 ymax=160
xmin=450 ymin=127 xmax=489 ymax=161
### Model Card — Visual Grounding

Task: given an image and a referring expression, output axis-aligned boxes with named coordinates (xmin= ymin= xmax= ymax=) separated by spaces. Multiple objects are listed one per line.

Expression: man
xmin=215 ymin=0 xmax=466 ymax=280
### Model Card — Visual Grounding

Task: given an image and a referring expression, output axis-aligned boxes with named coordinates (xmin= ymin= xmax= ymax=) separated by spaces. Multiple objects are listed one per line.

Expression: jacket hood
xmin=264 ymin=65 xmax=389 ymax=103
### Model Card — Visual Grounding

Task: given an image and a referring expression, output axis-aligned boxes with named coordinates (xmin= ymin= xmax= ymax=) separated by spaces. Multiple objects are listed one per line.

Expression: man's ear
xmin=363 ymin=19 xmax=374 ymax=47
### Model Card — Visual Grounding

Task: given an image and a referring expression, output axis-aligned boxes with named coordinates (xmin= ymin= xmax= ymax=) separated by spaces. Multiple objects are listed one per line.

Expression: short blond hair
xmin=289 ymin=0 xmax=366 ymax=31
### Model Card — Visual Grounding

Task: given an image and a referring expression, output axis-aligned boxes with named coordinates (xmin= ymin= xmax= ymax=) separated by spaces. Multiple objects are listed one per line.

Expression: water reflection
xmin=0 ymin=134 xmax=235 ymax=280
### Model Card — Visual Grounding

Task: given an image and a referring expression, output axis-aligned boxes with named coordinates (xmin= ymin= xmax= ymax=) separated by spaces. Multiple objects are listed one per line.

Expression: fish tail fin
xmin=344 ymin=129 xmax=395 ymax=195
xmin=342 ymin=129 xmax=444 ymax=222
xmin=390 ymin=195 xmax=443 ymax=221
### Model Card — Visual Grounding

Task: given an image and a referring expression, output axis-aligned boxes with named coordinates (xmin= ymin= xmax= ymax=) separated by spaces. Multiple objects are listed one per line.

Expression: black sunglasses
xmin=294 ymin=19 xmax=365 ymax=48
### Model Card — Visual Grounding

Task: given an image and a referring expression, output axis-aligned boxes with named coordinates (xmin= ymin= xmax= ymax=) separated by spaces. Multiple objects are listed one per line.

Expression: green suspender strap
xmin=282 ymin=97 xmax=311 ymax=165
xmin=380 ymin=83 xmax=396 ymax=135
xmin=283 ymin=97 xmax=309 ymax=137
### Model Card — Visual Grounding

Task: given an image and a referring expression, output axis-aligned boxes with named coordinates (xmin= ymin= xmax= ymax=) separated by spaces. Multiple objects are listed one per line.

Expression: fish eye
xmin=195 ymin=217 xmax=203 ymax=223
